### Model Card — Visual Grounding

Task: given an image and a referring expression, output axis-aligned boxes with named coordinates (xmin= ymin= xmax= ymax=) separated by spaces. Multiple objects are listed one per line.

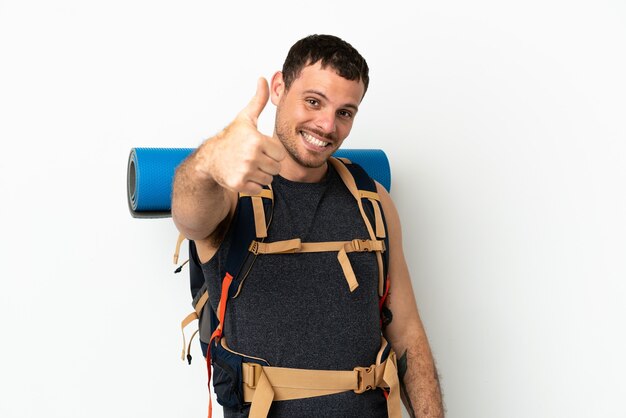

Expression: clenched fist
xmin=194 ymin=78 xmax=286 ymax=195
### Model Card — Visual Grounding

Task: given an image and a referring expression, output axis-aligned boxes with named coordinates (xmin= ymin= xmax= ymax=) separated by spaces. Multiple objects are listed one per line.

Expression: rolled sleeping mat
xmin=127 ymin=147 xmax=391 ymax=218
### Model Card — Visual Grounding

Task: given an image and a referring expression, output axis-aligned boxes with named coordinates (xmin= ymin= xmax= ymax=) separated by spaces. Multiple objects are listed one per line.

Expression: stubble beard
xmin=275 ymin=119 xmax=328 ymax=169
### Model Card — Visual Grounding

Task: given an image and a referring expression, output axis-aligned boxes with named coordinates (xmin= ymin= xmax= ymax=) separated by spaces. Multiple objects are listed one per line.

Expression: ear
xmin=270 ymin=71 xmax=285 ymax=106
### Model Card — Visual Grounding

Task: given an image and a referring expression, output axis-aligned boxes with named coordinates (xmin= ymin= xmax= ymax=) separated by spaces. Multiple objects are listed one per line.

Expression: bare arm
xmin=171 ymin=140 xmax=236 ymax=241
xmin=171 ymin=78 xmax=286 ymax=242
xmin=378 ymin=183 xmax=445 ymax=418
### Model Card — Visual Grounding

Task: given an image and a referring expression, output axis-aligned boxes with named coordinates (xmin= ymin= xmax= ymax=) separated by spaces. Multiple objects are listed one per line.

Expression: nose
xmin=314 ymin=109 xmax=336 ymax=136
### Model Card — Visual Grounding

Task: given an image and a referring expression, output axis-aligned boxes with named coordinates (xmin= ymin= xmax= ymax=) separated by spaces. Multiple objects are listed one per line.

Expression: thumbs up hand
xmin=194 ymin=78 xmax=286 ymax=195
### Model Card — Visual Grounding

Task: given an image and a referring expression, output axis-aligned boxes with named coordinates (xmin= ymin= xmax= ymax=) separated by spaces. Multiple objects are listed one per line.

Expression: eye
xmin=305 ymin=98 xmax=320 ymax=107
xmin=338 ymin=109 xmax=353 ymax=119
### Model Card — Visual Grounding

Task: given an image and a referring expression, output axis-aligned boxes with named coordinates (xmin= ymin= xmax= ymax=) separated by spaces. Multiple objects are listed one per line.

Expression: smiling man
xmin=172 ymin=34 xmax=444 ymax=418
xmin=273 ymin=60 xmax=361 ymax=174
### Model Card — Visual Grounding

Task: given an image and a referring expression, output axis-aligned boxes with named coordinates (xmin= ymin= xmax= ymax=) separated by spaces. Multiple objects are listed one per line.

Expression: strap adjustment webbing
xmin=173 ymin=233 xmax=186 ymax=264
xmin=358 ymin=191 xmax=386 ymax=239
xmin=180 ymin=290 xmax=209 ymax=361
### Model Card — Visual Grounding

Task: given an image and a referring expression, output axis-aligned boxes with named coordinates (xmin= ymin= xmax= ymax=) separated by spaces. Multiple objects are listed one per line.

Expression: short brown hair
xmin=281 ymin=34 xmax=369 ymax=96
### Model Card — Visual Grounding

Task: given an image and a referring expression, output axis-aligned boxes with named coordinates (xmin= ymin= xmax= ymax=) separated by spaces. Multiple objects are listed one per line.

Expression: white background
xmin=1 ymin=1 xmax=625 ymax=417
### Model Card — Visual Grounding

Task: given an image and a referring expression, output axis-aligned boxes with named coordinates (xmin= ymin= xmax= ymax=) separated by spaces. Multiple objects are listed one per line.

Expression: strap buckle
xmin=351 ymin=239 xmax=371 ymax=252
xmin=249 ymin=241 xmax=260 ymax=255
xmin=354 ymin=365 xmax=376 ymax=394
xmin=244 ymin=362 xmax=263 ymax=389
xmin=351 ymin=239 xmax=386 ymax=253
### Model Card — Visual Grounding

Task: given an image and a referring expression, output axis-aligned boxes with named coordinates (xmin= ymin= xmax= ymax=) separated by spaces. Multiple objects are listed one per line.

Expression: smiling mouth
xmin=300 ymin=131 xmax=330 ymax=148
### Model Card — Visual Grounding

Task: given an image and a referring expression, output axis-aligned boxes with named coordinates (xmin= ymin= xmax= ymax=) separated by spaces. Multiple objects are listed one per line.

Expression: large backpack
xmin=176 ymin=157 xmax=399 ymax=418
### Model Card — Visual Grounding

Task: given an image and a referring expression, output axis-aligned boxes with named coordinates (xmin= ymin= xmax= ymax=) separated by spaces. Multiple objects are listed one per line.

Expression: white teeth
xmin=302 ymin=131 xmax=328 ymax=147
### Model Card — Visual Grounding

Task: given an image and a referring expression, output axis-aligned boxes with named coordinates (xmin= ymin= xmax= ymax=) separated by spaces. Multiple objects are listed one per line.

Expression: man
xmin=172 ymin=34 xmax=444 ymax=418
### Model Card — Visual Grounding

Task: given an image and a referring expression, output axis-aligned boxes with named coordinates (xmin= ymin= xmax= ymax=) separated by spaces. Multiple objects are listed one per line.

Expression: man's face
xmin=272 ymin=61 xmax=365 ymax=169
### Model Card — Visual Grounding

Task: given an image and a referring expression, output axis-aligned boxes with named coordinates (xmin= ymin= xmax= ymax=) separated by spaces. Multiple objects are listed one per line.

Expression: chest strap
xmin=241 ymin=338 xmax=401 ymax=418
xmin=248 ymin=238 xmax=386 ymax=292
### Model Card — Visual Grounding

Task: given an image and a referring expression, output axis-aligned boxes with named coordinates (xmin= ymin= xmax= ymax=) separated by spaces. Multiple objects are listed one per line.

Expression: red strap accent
xmin=209 ymin=272 xmax=234 ymax=343
xmin=206 ymin=348 xmax=213 ymax=418
xmin=206 ymin=272 xmax=234 ymax=418
xmin=382 ymin=388 xmax=390 ymax=400
xmin=379 ymin=274 xmax=390 ymax=311
xmin=379 ymin=275 xmax=391 ymax=328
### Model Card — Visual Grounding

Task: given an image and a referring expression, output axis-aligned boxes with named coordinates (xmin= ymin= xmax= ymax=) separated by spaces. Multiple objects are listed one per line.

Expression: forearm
xmin=173 ymin=78 xmax=285 ymax=241
xmin=171 ymin=140 xmax=231 ymax=240
xmin=395 ymin=333 xmax=444 ymax=418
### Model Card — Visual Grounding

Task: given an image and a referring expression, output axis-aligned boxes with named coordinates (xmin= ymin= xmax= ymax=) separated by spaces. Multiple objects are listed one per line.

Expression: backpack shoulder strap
xmin=225 ymin=186 xmax=274 ymax=290
xmin=183 ymin=185 xmax=274 ymax=299
xmin=328 ymin=157 xmax=390 ymax=298
xmin=179 ymin=185 xmax=274 ymax=362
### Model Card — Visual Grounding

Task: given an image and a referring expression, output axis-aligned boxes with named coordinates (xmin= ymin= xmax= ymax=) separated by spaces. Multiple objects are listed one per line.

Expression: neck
xmin=279 ymin=155 xmax=329 ymax=183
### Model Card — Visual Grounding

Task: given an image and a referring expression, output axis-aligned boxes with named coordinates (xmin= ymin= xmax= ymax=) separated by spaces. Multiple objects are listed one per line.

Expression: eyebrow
xmin=303 ymin=89 xmax=359 ymax=112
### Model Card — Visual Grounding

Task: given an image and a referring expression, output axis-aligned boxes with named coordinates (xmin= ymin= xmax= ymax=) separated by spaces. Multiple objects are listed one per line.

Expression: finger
xmin=240 ymin=77 xmax=269 ymax=126
xmin=245 ymin=171 xmax=274 ymax=189
xmin=261 ymin=134 xmax=287 ymax=162
xmin=239 ymin=181 xmax=264 ymax=196
xmin=257 ymin=155 xmax=281 ymax=177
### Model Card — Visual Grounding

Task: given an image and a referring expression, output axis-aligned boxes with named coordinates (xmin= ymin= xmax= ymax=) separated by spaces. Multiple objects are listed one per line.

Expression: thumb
xmin=240 ymin=77 xmax=269 ymax=126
